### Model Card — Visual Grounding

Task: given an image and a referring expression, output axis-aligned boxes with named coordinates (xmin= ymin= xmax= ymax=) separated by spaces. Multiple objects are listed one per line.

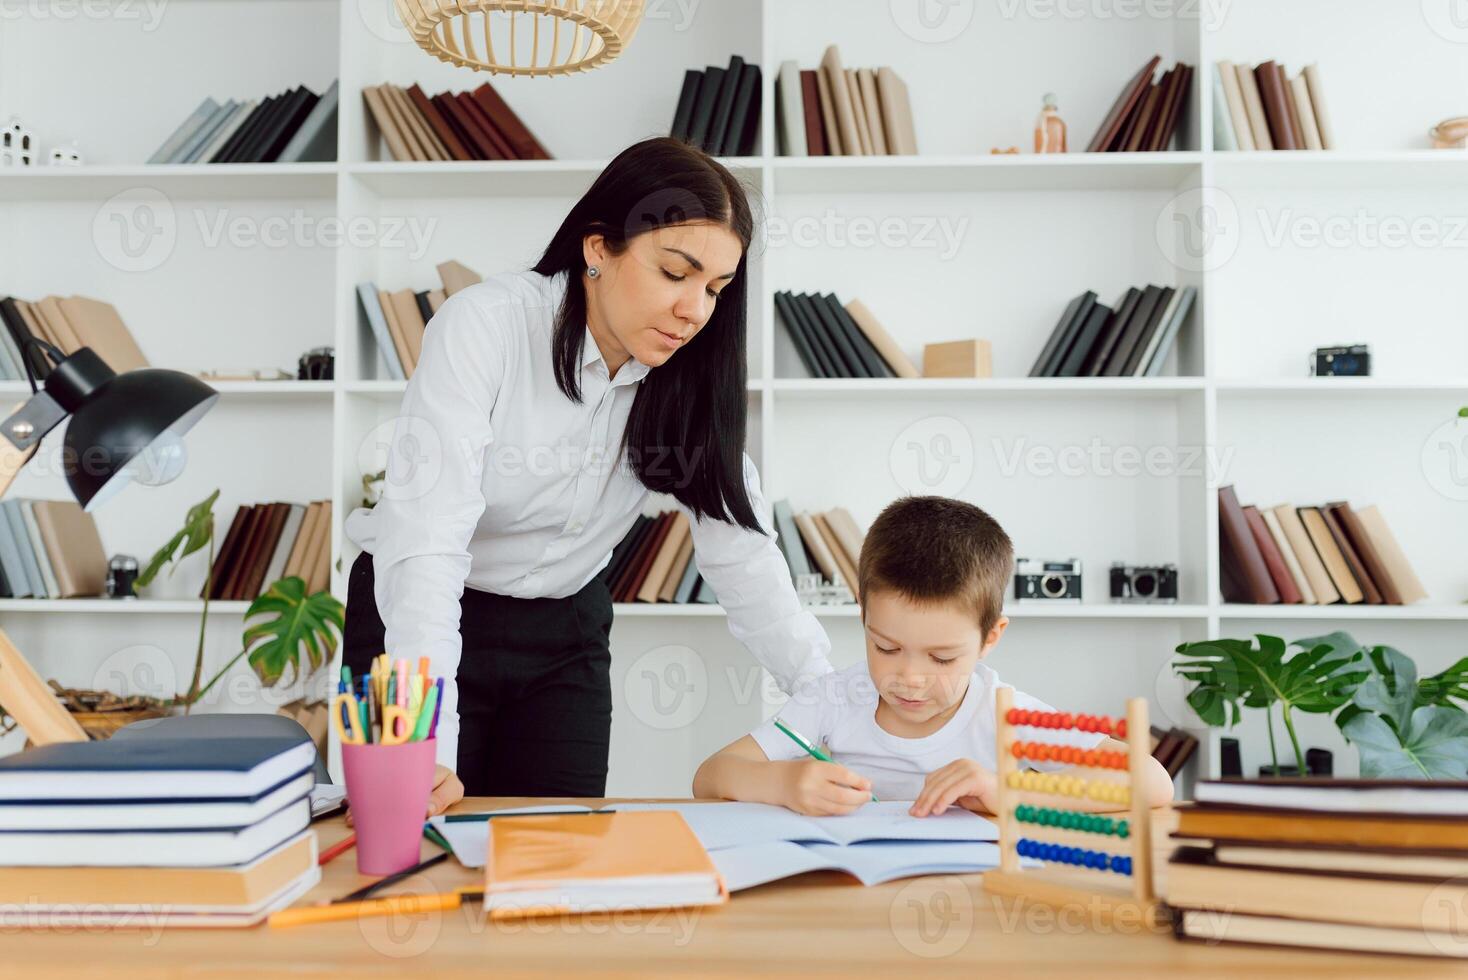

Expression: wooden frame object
xmin=983 ymin=689 xmax=1160 ymax=928
xmin=395 ymin=0 xmax=645 ymax=76
xmin=0 ymin=628 xmax=88 ymax=746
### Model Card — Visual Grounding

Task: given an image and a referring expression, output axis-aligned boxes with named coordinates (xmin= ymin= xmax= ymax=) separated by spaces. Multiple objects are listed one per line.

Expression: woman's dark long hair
xmin=532 ymin=137 xmax=762 ymax=533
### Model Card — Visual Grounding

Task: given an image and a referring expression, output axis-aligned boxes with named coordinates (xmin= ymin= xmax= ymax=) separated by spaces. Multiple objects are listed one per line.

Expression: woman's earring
xmin=587 ymin=265 xmax=600 ymax=279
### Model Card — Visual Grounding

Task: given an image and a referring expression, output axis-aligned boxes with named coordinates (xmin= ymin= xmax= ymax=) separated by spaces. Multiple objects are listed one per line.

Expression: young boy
xmin=693 ymin=496 xmax=1174 ymax=817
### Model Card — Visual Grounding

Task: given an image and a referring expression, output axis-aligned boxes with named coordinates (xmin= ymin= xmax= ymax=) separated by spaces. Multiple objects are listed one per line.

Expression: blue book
xmin=0 ymin=502 xmax=29 ymax=596
xmin=1 ymin=499 xmax=43 ymax=598
xmin=356 ymin=283 xmax=405 ymax=380
xmin=173 ymin=98 xmax=237 ymax=164
xmin=673 ymin=546 xmax=701 ymax=603
xmin=147 ymin=97 xmax=220 ymax=164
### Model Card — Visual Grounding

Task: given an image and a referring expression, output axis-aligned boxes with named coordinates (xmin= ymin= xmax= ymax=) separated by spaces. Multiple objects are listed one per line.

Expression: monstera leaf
xmin=242 ymin=576 xmax=344 ymax=687
xmin=1342 ymin=706 xmax=1468 ymax=779
xmin=136 ymin=489 xmax=218 ymax=588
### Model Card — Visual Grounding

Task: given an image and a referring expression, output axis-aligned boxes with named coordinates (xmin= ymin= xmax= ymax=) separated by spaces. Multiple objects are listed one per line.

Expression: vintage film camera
xmin=1310 ymin=344 xmax=1369 ymax=377
xmin=1014 ymin=559 xmax=1082 ymax=602
xmin=1109 ymin=563 xmax=1178 ymax=604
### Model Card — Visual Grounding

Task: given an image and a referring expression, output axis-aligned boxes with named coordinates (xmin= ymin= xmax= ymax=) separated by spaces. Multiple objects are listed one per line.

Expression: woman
xmin=342 ymin=138 xmax=835 ymax=811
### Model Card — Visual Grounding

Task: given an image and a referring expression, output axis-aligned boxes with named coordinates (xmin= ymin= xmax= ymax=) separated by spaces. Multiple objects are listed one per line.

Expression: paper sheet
xmin=710 ymin=839 xmax=1003 ymax=891
xmin=430 ymin=805 xmax=594 ymax=868
xmin=616 ymin=800 xmax=999 ymax=848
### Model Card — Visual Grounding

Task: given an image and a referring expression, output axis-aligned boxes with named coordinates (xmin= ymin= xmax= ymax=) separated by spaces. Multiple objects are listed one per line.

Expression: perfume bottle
xmin=1034 ymin=93 xmax=1067 ymax=153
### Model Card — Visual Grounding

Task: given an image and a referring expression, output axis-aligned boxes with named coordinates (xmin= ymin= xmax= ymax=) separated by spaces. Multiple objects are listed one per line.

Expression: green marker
xmin=773 ymin=717 xmax=877 ymax=803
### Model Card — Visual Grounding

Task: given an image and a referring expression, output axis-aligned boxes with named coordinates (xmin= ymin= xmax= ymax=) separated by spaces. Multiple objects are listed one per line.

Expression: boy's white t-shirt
xmin=750 ymin=661 xmax=1107 ymax=802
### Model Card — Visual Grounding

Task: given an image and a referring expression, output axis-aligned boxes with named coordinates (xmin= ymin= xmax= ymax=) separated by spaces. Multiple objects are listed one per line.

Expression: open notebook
xmin=433 ymin=801 xmax=1003 ymax=891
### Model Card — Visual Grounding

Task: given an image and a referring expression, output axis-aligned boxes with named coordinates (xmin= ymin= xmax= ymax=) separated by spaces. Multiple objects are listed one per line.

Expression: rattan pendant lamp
xmin=395 ymin=0 xmax=645 ymax=76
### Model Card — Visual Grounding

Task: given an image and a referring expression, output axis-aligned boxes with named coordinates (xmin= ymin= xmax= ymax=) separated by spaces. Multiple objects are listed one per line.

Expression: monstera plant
xmin=136 ymin=489 xmax=344 ymax=711
xmin=1174 ymin=631 xmax=1468 ymax=778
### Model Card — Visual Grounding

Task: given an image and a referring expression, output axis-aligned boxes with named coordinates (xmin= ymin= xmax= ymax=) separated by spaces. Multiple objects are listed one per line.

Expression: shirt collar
xmin=582 ymin=324 xmax=651 ymax=385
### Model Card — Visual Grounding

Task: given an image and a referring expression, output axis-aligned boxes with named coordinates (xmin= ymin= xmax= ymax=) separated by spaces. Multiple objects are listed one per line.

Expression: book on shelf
xmin=777 ymin=502 xmax=865 ymax=601
xmin=669 ymin=55 xmax=761 ymax=156
xmin=364 ymin=80 xmax=550 ymax=162
xmin=1212 ymin=60 xmax=1333 ymax=151
xmin=146 ymin=81 xmax=337 ymax=164
xmin=0 ymin=499 xmax=107 ymax=600
xmin=205 ymin=500 xmax=330 ymax=602
xmin=355 ymin=260 xmax=480 ymax=380
xmin=1027 ymin=284 xmax=1193 ymax=378
xmin=1147 ymin=725 xmax=1199 ymax=778
xmin=1168 ymin=778 xmax=1468 ymax=957
xmin=772 ymin=46 xmax=915 ymax=156
xmin=1086 ymin=55 xmax=1194 ymax=153
xmin=1218 ymin=488 xmax=1425 ymax=606
xmin=0 ymin=727 xmax=319 ymax=927
xmin=775 ymin=291 xmax=924 ymax=379
xmin=0 ymin=294 xmax=149 ymax=381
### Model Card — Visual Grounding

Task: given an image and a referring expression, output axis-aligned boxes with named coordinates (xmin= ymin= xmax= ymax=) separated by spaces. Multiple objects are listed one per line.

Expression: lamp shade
xmin=62 ymin=368 xmax=218 ymax=510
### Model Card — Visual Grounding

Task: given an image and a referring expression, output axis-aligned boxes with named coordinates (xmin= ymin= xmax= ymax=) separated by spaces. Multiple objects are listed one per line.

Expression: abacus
xmin=982 ymin=688 xmax=1160 ymax=926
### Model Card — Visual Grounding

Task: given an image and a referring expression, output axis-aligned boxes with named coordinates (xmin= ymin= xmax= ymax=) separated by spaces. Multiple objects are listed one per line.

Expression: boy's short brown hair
xmin=857 ymin=496 xmax=1014 ymax=634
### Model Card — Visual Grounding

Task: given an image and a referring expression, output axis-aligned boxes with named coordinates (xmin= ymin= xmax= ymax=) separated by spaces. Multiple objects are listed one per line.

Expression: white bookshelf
xmin=0 ymin=0 xmax=1464 ymax=790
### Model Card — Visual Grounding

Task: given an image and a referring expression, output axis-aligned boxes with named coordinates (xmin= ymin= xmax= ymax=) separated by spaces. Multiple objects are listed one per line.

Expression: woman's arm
xmin=675 ymin=453 xmax=836 ymax=695
xmin=369 ymin=290 xmax=504 ymax=773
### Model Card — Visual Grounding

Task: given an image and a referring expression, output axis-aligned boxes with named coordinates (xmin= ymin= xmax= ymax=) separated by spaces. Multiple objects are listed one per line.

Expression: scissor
xmin=332 ymin=690 xmax=365 ymax=745
xmin=379 ymin=702 xmax=413 ymax=745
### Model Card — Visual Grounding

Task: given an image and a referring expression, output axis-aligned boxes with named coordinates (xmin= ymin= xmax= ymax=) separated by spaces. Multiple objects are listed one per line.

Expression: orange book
xmin=482 ymin=811 xmax=726 ymax=919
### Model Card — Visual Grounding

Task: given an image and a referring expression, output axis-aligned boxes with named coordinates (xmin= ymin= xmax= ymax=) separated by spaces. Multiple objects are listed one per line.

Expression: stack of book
xmin=771 ymin=47 xmax=917 ymax=156
xmin=1087 ymin=55 xmax=1194 ymax=153
xmin=205 ymin=500 xmax=333 ymax=601
xmin=1149 ymin=726 xmax=1199 ymax=779
xmin=1168 ymin=779 xmax=1468 ymax=958
xmin=355 ymin=260 xmax=482 ymax=380
xmin=147 ymin=81 xmax=339 ymax=165
xmin=1218 ymin=487 xmax=1426 ymax=606
xmin=0 ymin=500 xmax=107 ymax=600
xmin=0 ymin=731 xmax=320 ymax=927
xmin=1213 ymin=61 xmax=1334 ymax=151
xmin=1029 ymin=285 xmax=1195 ymax=378
xmin=771 ymin=501 xmax=865 ymax=600
xmin=602 ymin=509 xmax=709 ymax=604
xmin=774 ymin=291 xmax=918 ymax=379
xmin=669 ymin=56 xmax=762 ymax=156
xmin=362 ymin=82 xmax=549 ymax=162
xmin=0 ymin=294 xmax=148 ymax=380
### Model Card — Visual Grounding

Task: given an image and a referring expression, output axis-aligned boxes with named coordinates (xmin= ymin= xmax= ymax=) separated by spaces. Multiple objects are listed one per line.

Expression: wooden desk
xmin=4 ymin=798 xmax=1456 ymax=978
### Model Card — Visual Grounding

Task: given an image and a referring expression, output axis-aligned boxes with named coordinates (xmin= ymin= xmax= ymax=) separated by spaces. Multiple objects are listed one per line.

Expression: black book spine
xmin=786 ymin=293 xmax=841 ymax=378
xmin=1103 ymin=285 xmax=1166 ymax=376
xmin=686 ymin=67 xmax=725 ymax=150
xmin=722 ymin=63 xmax=760 ymax=156
xmin=214 ymin=95 xmax=277 ymax=163
xmin=260 ymin=87 xmax=320 ymax=163
xmin=704 ymin=55 xmax=745 ymax=153
xmin=1029 ymin=292 xmax=1088 ymax=377
xmin=736 ymin=64 xmax=762 ymax=156
xmin=773 ymin=291 xmax=825 ymax=378
xmin=1056 ymin=301 xmax=1113 ymax=377
xmin=1120 ymin=287 xmax=1176 ymax=375
xmin=1037 ymin=292 xmax=1097 ymax=378
xmin=601 ymin=515 xmax=654 ymax=588
xmin=414 ymin=291 xmax=434 ymax=325
xmin=820 ymin=293 xmax=890 ymax=377
xmin=670 ymin=69 xmax=703 ymax=142
xmin=798 ymin=293 xmax=857 ymax=378
xmin=1082 ymin=287 xmax=1140 ymax=376
xmin=244 ymin=87 xmax=309 ymax=164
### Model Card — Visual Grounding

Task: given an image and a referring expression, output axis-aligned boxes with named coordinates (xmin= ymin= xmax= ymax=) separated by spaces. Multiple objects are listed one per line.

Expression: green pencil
xmin=772 ymin=718 xmax=878 ymax=803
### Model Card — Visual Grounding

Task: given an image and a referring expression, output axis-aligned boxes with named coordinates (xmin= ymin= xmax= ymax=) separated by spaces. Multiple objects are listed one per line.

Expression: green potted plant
xmin=1174 ymin=631 xmax=1468 ymax=778
xmin=134 ymin=489 xmax=345 ymax=715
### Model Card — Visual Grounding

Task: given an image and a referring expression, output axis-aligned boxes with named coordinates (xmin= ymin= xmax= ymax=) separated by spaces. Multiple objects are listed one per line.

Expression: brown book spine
xmin=216 ymin=506 xmax=263 ymax=601
xmin=433 ymin=93 xmax=495 ymax=160
xmin=611 ymin=512 xmax=665 ymax=601
xmin=617 ymin=512 xmax=673 ymax=603
xmin=1323 ymin=503 xmax=1389 ymax=604
xmin=1319 ymin=505 xmax=1382 ymax=604
xmin=1087 ymin=54 xmax=1161 ymax=152
xmin=1218 ymin=486 xmax=1279 ymax=604
xmin=453 ymin=92 xmax=516 ymax=160
xmin=1243 ymin=506 xmax=1302 ymax=603
xmin=204 ymin=506 xmax=251 ymax=600
xmin=1277 ymin=62 xmax=1303 ymax=148
xmin=470 ymin=83 xmax=550 ymax=160
xmin=236 ymin=510 xmax=287 ymax=601
xmin=799 ymin=70 xmax=825 ymax=156
xmin=407 ymin=84 xmax=472 ymax=161
xmin=1254 ymin=61 xmax=1299 ymax=150
xmin=1140 ymin=67 xmax=1180 ymax=151
xmin=1149 ymin=63 xmax=1193 ymax=151
xmin=1121 ymin=80 xmax=1163 ymax=153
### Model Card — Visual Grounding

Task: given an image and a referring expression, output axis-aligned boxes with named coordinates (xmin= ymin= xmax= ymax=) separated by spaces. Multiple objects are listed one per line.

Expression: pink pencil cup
xmin=341 ymin=738 xmax=437 ymax=875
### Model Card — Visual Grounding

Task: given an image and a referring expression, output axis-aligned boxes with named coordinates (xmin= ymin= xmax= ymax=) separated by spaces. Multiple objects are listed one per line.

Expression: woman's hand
xmin=428 ymin=765 xmax=465 ymax=816
xmin=778 ymin=759 xmax=872 ymax=816
xmin=910 ymin=758 xmax=998 ymax=817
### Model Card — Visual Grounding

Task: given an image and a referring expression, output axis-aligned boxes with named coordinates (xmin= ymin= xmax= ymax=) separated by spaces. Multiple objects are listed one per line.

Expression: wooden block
xmin=922 ymin=339 xmax=992 ymax=378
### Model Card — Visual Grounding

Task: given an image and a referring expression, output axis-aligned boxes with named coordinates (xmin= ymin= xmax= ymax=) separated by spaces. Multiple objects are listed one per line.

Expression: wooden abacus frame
xmin=983 ymin=689 xmax=1161 ymax=927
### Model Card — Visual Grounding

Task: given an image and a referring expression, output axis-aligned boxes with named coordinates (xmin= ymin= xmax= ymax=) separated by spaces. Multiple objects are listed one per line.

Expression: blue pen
xmin=427 ymin=677 xmax=443 ymax=738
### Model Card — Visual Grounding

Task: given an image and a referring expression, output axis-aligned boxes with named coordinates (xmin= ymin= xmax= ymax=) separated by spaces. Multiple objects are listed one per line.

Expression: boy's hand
xmin=778 ymin=759 xmax=873 ymax=816
xmin=910 ymin=759 xmax=998 ymax=817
